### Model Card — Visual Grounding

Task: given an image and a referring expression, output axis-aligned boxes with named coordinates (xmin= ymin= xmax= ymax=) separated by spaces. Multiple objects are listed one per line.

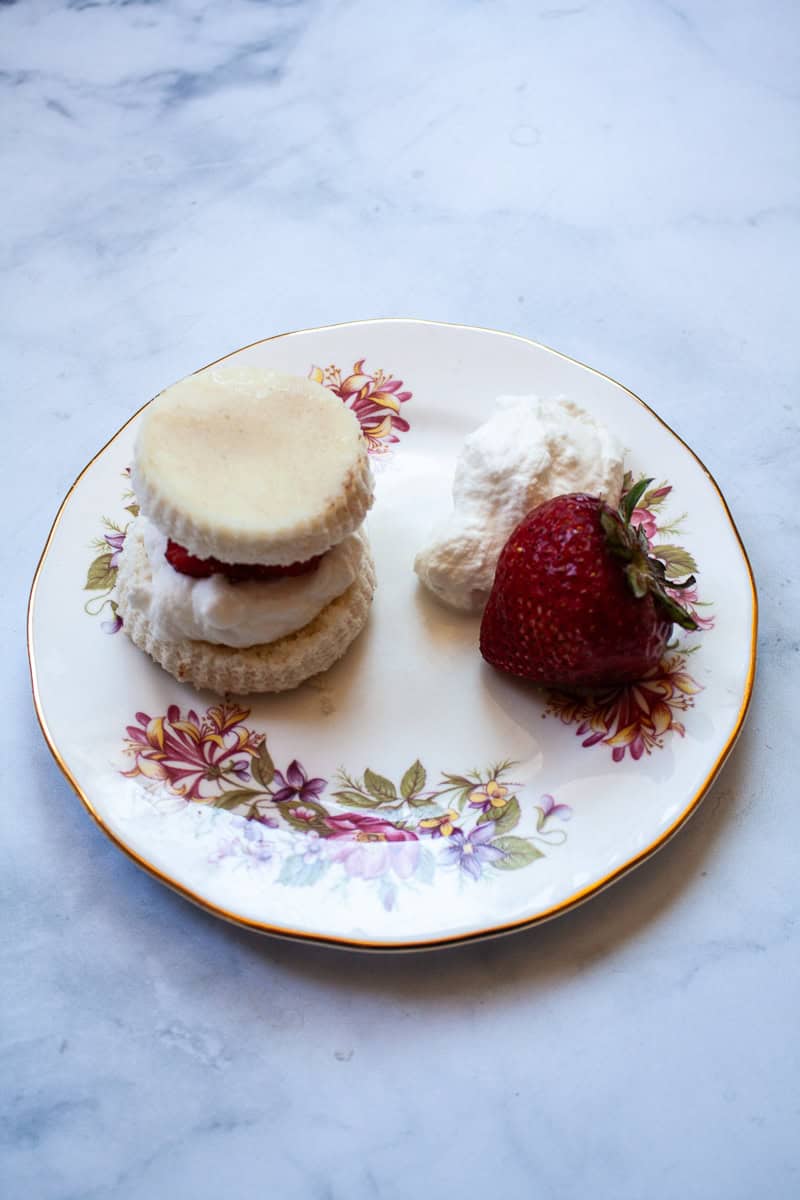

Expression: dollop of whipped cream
xmin=414 ymin=395 xmax=625 ymax=612
xmin=131 ymin=516 xmax=365 ymax=647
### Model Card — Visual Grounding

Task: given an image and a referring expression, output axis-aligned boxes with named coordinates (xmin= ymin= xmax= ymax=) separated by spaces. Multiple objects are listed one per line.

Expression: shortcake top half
xmin=132 ymin=367 xmax=373 ymax=565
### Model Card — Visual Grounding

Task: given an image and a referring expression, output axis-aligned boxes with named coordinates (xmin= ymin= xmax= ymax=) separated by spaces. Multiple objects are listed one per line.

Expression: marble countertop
xmin=4 ymin=1 xmax=798 ymax=1197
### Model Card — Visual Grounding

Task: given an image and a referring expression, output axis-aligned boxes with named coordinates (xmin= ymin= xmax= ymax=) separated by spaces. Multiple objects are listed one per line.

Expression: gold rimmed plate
xmin=28 ymin=320 xmax=757 ymax=950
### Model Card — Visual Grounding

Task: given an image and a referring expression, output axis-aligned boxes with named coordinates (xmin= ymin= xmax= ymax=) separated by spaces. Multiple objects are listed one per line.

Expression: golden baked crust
xmin=115 ymin=521 xmax=376 ymax=694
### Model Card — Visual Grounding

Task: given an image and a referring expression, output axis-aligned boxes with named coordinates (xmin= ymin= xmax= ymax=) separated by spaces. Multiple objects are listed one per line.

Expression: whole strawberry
xmin=480 ymin=480 xmax=698 ymax=689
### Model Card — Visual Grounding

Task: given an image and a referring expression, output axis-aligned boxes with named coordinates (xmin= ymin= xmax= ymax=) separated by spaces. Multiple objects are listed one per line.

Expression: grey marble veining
xmin=3 ymin=1 xmax=799 ymax=1197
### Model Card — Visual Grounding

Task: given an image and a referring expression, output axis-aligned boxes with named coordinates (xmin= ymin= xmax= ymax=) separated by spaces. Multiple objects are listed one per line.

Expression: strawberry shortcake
xmin=116 ymin=367 xmax=376 ymax=693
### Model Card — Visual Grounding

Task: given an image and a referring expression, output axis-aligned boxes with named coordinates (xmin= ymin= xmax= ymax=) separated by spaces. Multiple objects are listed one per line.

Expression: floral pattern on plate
xmin=83 ymin=469 xmax=137 ymax=634
xmin=544 ymin=476 xmax=712 ymax=761
xmin=546 ymin=650 xmax=703 ymax=762
xmin=309 ymin=359 xmax=412 ymax=453
xmin=121 ymin=704 xmax=571 ymax=910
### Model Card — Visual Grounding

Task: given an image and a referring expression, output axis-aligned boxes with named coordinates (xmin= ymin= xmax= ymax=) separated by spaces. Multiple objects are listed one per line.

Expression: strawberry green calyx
xmin=600 ymin=478 xmax=699 ymax=632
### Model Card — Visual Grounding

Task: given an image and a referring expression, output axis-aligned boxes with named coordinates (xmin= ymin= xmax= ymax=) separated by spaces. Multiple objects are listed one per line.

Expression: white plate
xmin=28 ymin=320 xmax=757 ymax=950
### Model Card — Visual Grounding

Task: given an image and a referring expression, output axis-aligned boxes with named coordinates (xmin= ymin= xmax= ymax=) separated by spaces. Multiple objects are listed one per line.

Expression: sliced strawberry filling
xmin=165 ymin=539 xmax=323 ymax=583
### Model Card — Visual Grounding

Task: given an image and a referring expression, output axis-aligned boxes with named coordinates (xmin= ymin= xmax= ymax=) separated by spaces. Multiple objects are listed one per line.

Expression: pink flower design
xmin=666 ymin=582 xmax=715 ymax=631
xmin=310 ymin=359 xmax=412 ymax=454
xmin=288 ymin=804 xmax=318 ymax=823
xmin=547 ymin=652 xmax=703 ymax=763
xmin=122 ymin=704 xmax=262 ymax=800
xmin=325 ymin=813 xmax=420 ymax=880
xmin=629 ymin=483 xmax=672 ymax=539
xmin=630 ymin=507 xmax=659 ymax=541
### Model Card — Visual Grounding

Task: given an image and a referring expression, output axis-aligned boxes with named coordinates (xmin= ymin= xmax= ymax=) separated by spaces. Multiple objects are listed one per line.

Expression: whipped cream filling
xmin=128 ymin=516 xmax=365 ymax=648
xmin=414 ymin=395 xmax=625 ymax=613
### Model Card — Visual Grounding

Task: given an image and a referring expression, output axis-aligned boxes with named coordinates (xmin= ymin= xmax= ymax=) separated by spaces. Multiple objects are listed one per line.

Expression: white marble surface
xmin=3 ymin=1 xmax=798 ymax=1196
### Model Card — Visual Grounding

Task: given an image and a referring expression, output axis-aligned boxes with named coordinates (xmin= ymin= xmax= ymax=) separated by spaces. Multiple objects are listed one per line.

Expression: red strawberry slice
xmin=165 ymin=541 xmax=216 ymax=578
xmin=480 ymin=481 xmax=698 ymax=689
xmin=165 ymin=540 xmax=322 ymax=583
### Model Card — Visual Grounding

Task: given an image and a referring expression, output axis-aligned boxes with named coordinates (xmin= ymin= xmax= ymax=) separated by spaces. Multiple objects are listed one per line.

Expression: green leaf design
xmin=477 ymin=796 xmax=520 ymax=835
xmin=407 ymin=795 xmax=439 ymax=810
xmin=652 ymin=543 xmax=699 ymax=580
xmin=456 ymin=787 xmax=475 ymax=813
xmin=125 ymin=503 xmax=140 ymax=518
xmin=489 ymin=758 xmax=518 ymax=778
xmin=331 ymin=790 xmax=385 ymax=810
xmin=251 ymin=741 xmax=275 ymax=789
xmin=621 ymin=477 xmax=652 ymax=524
xmin=84 ymin=553 xmax=116 ymax=591
xmin=400 ymin=759 xmax=426 ymax=800
xmin=211 ymin=788 xmax=263 ymax=811
xmin=491 ymin=836 xmax=545 ymax=870
xmin=278 ymin=855 xmax=327 ymax=887
xmin=440 ymin=773 xmax=473 ymax=790
xmin=363 ymin=769 xmax=397 ymax=802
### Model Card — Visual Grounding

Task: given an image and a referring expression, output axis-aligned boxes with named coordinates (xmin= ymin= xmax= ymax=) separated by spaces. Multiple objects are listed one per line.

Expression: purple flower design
xmin=209 ymin=823 xmax=273 ymax=868
xmin=272 ymin=760 xmax=327 ymax=805
xmin=439 ymin=821 xmax=506 ymax=880
xmin=300 ymin=829 xmax=324 ymax=865
xmin=417 ymin=808 xmax=460 ymax=838
xmin=467 ymin=779 xmax=510 ymax=812
xmin=537 ymin=794 xmax=572 ymax=823
xmin=241 ymin=821 xmax=274 ymax=861
xmin=101 ymin=611 xmax=123 ymax=635
xmin=104 ymin=531 xmax=126 ymax=568
xmin=253 ymin=812 xmax=279 ymax=829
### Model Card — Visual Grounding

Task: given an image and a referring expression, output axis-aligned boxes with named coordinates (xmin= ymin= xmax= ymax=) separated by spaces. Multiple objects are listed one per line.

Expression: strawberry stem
xmin=602 ymin=480 xmax=699 ymax=631
xmin=620 ymin=476 xmax=652 ymax=524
